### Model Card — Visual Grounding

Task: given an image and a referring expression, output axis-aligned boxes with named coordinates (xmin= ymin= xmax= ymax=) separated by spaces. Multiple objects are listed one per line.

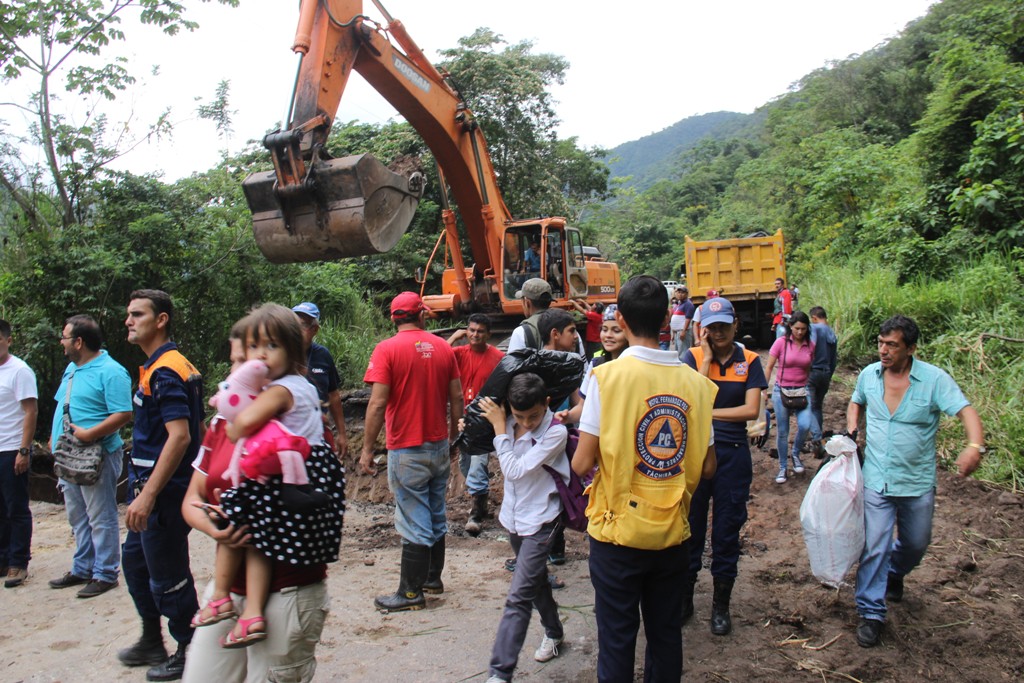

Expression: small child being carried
xmin=191 ymin=304 xmax=333 ymax=649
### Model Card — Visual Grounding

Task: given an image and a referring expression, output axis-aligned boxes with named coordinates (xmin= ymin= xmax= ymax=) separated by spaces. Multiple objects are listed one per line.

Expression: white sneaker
xmin=534 ymin=635 xmax=562 ymax=662
xmin=792 ymin=456 xmax=805 ymax=475
xmin=485 ymin=677 xmax=506 ymax=683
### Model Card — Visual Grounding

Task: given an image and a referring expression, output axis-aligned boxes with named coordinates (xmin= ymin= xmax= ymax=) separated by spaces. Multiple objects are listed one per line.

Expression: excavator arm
xmin=245 ymin=0 xmax=620 ymax=316
xmin=243 ymin=0 xmax=512 ymax=300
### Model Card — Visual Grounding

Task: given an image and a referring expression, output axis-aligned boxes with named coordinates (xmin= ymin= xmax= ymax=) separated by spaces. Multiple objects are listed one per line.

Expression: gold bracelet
xmin=967 ymin=442 xmax=986 ymax=454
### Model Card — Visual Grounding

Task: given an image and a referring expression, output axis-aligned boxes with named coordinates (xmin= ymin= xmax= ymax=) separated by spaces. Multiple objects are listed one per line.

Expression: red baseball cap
xmin=706 ymin=289 xmax=719 ymax=298
xmin=390 ymin=291 xmax=429 ymax=319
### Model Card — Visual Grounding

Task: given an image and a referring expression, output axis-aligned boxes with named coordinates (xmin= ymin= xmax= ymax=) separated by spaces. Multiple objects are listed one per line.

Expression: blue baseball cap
xmin=700 ymin=297 xmax=735 ymax=326
xmin=292 ymin=302 xmax=321 ymax=321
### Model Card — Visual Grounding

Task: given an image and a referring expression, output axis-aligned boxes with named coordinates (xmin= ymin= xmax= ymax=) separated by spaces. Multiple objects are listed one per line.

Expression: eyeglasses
xmin=59 ymin=335 xmax=77 ymax=341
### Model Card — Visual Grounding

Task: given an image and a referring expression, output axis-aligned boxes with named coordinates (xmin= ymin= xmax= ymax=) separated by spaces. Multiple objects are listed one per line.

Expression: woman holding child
xmin=181 ymin=306 xmax=345 ymax=683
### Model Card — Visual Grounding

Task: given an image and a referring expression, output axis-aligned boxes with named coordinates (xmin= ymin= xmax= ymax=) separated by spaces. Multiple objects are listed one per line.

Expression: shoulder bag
xmin=778 ymin=339 xmax=809 ymax=411
xmin=52 ymin=374 xmax=105 ymax=485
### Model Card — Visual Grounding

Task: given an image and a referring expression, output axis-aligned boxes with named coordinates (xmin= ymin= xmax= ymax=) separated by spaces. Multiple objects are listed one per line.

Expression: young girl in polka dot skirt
xmin=191 ymin=304 xmax=345 ymax=649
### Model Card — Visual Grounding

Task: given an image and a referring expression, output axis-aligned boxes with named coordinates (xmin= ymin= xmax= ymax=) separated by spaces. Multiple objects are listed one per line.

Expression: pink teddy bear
xmin=210 ymin=359 xmax=328 ymax=511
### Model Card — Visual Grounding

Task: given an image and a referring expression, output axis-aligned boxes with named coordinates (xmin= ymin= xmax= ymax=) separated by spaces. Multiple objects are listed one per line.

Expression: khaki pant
xmin=182 ymin=579 xmax=330 ymax=683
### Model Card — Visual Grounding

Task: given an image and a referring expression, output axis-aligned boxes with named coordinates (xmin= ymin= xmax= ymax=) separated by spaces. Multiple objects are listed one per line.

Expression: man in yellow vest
xmin=572 ymin=275 xmax=718 ymax=682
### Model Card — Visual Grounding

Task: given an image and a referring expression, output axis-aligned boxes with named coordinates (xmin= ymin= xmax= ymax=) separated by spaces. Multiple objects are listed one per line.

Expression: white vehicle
xmin=663 ymin=280 xmax=684 ymax=299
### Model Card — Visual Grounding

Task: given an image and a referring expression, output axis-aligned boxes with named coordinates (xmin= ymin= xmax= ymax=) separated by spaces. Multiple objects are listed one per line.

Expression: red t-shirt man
xmin=363 ymin=328 xmax=461 ymax=450
xmin=448 ymin=315 xmax=504 ymax=405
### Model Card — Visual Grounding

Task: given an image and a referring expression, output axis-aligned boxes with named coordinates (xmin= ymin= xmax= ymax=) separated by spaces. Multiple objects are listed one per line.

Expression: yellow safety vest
xmin=586 ymin=355 xmax=717 ymax=550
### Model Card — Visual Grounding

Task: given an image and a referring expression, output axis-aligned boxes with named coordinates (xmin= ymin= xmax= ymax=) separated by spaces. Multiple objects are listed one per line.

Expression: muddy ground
xmin=2 ymin=363 xmax=1023 ymax=682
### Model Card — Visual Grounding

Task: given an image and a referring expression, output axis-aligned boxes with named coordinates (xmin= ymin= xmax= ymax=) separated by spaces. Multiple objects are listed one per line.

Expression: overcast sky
xmin=93 ymin=0 xmax=937 ymax=180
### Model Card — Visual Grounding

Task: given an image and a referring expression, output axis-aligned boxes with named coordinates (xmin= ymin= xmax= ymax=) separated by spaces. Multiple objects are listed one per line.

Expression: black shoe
xmin=886 ymin=574 xmax=904 ymax=603
xmin=548 ymin=551 xmax=566 ymax=566
xmin=77 ymin=578 xmax=119 ymax=598
xmin=812 ymin=440 xmax=826 ymax=460
xmin=118 ymin=637 xmax=168 ymax=667
xmin=50 ymin=572 xmax=90 ymax=589
xmin=710 ymin=606 xmax=732 ymax=635
xmin=710 ymin=578 xmax=734 ymax=636
xmin=146 ymin=646 xmax=186 ymax=681
xmin=856 ymin=618 xmax=883 ymax=647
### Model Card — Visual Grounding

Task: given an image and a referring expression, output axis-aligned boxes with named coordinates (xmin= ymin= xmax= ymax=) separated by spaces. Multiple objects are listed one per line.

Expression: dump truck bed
xmin=684 ymin=230 xmax=786 ymax=301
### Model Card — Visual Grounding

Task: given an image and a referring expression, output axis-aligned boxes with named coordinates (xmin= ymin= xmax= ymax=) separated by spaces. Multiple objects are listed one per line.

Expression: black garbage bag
xmin=455 ymin=348 xmax=585 ymax=455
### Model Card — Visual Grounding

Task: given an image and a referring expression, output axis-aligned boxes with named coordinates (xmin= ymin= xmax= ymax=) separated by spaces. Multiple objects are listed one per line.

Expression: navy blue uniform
xmin=123 ymin=343 xmax=203 ymax=647
xmin=683 ymin=344 xmax=767 ymax=580
xmin=305 ymin=342 xmax=341 ymax=413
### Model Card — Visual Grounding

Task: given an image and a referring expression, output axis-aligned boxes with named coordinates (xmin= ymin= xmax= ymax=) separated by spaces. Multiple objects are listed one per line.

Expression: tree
xmin=437 ymin=28 xmax=608 ymax=219
xmin=0 ymin=0 xmax=238 ymax=230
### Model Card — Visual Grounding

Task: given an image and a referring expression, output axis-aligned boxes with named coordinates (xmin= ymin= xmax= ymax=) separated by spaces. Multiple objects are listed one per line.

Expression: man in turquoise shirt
xmin=846 ymin=315 xmax=984 ymax=647
xmin=49 ymin=315 xmax=132 ymax=598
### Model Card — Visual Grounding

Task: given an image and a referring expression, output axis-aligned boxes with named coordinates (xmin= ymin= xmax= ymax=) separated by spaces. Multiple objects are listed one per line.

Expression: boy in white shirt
xmin=477 ymin=373 xmax=569 ymax=682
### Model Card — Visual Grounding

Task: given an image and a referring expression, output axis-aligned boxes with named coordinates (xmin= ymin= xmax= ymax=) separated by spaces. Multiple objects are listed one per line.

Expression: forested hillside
xmin=604 ymin=111 xmax=752 ymax=192
xmin=0 ymin=0 xmax=1020 ymax=485
xmin=582 ymin=0 xmax=1023 ymax=485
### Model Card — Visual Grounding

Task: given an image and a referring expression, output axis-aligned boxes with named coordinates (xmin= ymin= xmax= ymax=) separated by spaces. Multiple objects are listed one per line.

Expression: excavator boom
xmin=243 ymin=0 xmax=620 ymax=315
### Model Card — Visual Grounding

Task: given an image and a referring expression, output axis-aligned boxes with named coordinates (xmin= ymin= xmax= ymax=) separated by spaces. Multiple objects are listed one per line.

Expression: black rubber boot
xmin=465 ymin=493 xmax=488 ymax=537
xmin=374 ymin=543 xmax=429 ymax=612
xmin=681 ymin=574 xmax=696 ymax=625
xmin=117 ymin=618 xmax=167 ymax=667
xmin=422 ymin=537 xmax=446 ymax=594
xmin=711 ymin=577 xmax=734 ymax=636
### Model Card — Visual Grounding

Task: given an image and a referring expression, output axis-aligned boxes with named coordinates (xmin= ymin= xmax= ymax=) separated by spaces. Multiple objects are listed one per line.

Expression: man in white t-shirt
xmin=0 ymin=318 xmax=39 ymax=589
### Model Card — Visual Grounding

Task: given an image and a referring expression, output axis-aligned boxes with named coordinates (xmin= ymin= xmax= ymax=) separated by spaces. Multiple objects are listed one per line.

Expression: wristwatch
xmin=967 ymin=442 xmax=987 ymax=454
xmin=18 ymin=447 xmax=31 ymax=457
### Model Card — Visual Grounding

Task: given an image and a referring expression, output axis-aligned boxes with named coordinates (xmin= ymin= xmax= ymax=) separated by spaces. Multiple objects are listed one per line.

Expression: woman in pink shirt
xmin=763 ymin=311 xmax=818 ymax=484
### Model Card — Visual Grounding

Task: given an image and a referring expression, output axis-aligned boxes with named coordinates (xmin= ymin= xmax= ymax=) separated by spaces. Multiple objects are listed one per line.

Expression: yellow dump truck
xmin=682 ymin=230 xmax=786 ymax=348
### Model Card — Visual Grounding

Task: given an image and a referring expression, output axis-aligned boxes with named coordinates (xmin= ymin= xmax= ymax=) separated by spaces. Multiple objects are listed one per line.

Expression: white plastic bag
xmin=799 ymin=435 xmax=865 ymax=587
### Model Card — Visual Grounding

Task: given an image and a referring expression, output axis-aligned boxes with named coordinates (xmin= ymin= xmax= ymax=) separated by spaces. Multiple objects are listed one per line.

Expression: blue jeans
xmin=0 ymin=450 xmax=32 ymax=569
xmin=808 ymin=369 xmax=833 ymax=435
xmin=60 ymin=448 xmax=122 ymax=582
xmin=856 ymin=487 xmax=934 ymax=622
xmin=772 ymin=385 xmax=821 ymax=472
xmin=387 ymin=440 xmax=450 ymax=546
xmin=459 ymin=450 xmax=490 ymax=497
xmin=589 ymin=537 xmax=688 ymax=683
xmin=122 ymin=479 xmax=198 ymax=645
xmin=489 ymin=520 xmax=563 ymax=679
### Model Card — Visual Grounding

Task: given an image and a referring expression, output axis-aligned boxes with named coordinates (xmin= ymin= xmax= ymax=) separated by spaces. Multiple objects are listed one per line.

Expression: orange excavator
xmin=242 ymin=0 xmax=620 ymax=317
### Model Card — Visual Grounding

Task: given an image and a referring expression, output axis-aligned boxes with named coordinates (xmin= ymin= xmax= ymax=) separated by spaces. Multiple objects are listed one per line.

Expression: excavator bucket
xmin=242 ymin=153 xmax=423 ymax=263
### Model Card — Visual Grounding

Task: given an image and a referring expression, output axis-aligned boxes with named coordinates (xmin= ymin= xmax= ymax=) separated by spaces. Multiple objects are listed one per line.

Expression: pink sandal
xmin=221 ymin=616 xmax=267 ymax=649
xmin=191 ymin=596 xmax=237 ymax=628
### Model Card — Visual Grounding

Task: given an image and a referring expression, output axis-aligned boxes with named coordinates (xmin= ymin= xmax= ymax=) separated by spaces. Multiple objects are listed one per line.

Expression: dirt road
xmin=4 ymin=368 xmax=1023 ymax=682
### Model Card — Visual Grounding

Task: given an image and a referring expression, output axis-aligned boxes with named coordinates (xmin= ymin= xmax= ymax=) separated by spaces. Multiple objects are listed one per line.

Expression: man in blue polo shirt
xmin=847 ymin=315 xmax=984 ymax=648
xmin=49 ymin=315 xmax=132 ymax=599
xmin=120 ymin=289 xmax=203 ymax=681
xmin=682 ymin=297 xmax=767 ymax=636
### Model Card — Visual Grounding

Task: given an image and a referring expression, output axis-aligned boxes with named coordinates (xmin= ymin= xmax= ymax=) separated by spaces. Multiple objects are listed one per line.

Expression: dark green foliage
xmin=606 ymin=112 xmax=753 ymax=192
xmin=437 ymin=28 xmax=609 ymax=219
